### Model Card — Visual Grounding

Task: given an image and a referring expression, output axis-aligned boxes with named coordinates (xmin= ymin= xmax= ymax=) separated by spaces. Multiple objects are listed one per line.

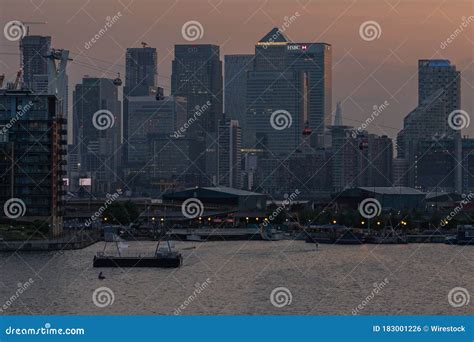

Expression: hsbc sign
xmin=287 ymin=44 xmax=308 ymax=51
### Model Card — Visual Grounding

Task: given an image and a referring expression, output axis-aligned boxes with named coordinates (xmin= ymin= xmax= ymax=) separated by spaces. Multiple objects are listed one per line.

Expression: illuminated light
xmin=257 ymin=42 xmax=288 ymax=46
xmin=104 ymin=217 xmax=108 ymax=221
xmin=377 ymin=221 xmax=381 ymax=225
xmin=332 ymin=220 xmax=337 ymax=224
xmin=160 ymin=218 xmax=164 ymax=222
xmin=152 ymin=217 xmax=155 ymax=221
xmin=361 ymin=221 xmax=365 ymax=225
xmin=208 ymin=217 xmax=211 ymax=221
xmin=199 ymin=217 xmax=202 ymax=220
xmin=256 ymin=217 xmax=259 ymax=221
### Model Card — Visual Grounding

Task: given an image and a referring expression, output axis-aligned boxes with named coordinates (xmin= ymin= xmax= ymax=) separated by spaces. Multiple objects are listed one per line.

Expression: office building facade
xmin=0 ymin=89 xmax=66 ymax=235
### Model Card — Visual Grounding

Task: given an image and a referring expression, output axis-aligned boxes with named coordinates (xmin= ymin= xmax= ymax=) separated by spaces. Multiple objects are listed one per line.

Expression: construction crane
xmin=16 ymin=21 xmax=47 ymax=35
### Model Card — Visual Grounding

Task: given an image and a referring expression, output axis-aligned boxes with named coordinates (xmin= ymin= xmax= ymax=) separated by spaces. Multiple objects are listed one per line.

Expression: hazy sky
xmin=1 ymin=0 xmax=473 ymax=139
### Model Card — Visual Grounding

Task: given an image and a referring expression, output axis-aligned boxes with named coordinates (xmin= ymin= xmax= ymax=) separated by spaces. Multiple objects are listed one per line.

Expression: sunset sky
xmin=1 ymin=0 xmax=473 ymax=139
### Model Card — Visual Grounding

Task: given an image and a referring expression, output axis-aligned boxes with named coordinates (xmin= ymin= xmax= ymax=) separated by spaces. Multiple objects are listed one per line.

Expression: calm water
xmin=0 ymin=241 xmax=472 ymax=315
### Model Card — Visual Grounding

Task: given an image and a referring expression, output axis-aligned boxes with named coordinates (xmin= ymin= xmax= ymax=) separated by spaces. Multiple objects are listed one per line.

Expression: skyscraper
xmin=398 ymin=60 xmax=462 ymax=189
xmin=247 ymin=29 xmax=332 ymax=154
xmin=127 ymin=95 xmax=186 ymax=171
xmin=0 ymin=89 xmax=67 ymax=236
xmin=286 ymin=41 xmax=332 ymax=146
xmin=224 ymin=54 xmax=253 ymax=146
xmin=172 ymin=45 xmax=223 ymax=133
xmin=171 ymin=44 xmax=223 ymax=183
xmin=123 ymin=46 xmax=157 ymax=164
xmin=418 ymin=59 xmax=460 ymax=116
xmin=73 ymin=77 xmax=121 ymax=194
xmin=20 ymin=35 xmax=51 ymax=93
xmin=217 ymin=118 xmax=242 ymax=188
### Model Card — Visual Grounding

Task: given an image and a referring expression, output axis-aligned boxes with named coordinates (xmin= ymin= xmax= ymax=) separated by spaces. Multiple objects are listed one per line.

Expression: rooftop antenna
xmin=334 ymin=101 xmax=343 ymax=126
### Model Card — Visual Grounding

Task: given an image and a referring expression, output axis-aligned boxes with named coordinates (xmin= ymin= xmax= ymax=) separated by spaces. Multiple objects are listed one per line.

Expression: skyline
xmin=0 ymin=0 xmax=473 ymax=142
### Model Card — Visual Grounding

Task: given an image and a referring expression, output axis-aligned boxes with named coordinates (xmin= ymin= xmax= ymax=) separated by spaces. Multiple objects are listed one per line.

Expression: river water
xmin=0 ymin=241 xmax=472 ymax=315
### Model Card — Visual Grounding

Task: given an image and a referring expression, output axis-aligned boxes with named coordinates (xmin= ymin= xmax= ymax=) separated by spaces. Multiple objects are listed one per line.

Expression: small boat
xmin=453 ymin=225 xmax=474 ymax=245
xmin=444 ymin=235 xmax=458 ymax=245
xmin=93 ymin=234 xmax=182 ymax=268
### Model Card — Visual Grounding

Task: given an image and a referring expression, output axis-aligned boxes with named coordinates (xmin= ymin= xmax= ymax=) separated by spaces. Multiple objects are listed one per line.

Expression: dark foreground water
xmin=0 ymin=241 xmax=472 ymax=315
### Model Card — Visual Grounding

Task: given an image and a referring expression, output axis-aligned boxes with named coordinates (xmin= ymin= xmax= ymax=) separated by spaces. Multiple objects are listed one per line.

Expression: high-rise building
xmin=73 ymin=77 xmax=121 ymax=194
xmin=224 ymin=54 xmax=253 ymax=146
xmin=247 ymin=28 xmax=333 ymax=194
xmin=146 ymin=134 xmax=207 ymax=192
xmin=172 ymin=44 xmax=223 ymax=133
xmin=418 ymin=60 xmax=460 ymax=117
xmin=0 ymin=89 xmax=67 ymax=236
xmin=415 ymin=138 xmax=457 ymax=192
xmin=251 ymin=28 xmax=332 ymax=148
xmin=123 ymin=46 xmax=158 ymax=164
xmin=398 ymin=60 xmax=462 ymax=190
xmin=217 ymin=119 xmax=242 ymax=188
xmin=127 ymin=95 xmax=186 ymax=171
xmin=171 ymin=44 xmax=223 ymax=183
xmin=20 ymin=35 xmax=51 ymax=93
xmin=392 ymin=158 xmax=409 ymax=187
xmin=286 ymin=41 xmax=332 ymax=145
xmin=331 ymin=126 xmax=393 ymax=191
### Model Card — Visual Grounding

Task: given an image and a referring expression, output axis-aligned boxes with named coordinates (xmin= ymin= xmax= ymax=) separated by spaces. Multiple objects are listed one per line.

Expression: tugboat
xmin=93 ymin=233 xmax=182 ymax=268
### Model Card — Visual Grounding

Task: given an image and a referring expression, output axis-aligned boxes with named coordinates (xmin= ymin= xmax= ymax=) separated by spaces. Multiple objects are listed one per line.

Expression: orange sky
xmin=1 ymin=0 xmax=473 ymax=139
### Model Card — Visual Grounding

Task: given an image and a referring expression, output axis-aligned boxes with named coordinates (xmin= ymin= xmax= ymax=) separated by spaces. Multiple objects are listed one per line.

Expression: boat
xmin=365 ymin=235 xmax=407 ymax=244
xmin=444 ymin=235 xmax=458 ymax=245
xmin=452 ymin=225 xmax=474 ymax=245
xmin=93 ymin=233 xmax=182 ymax=268
xmin=364 ymin=219 xmax=407 ymax=244
xmin=305 ymin=225 xmax=365 ymax=245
